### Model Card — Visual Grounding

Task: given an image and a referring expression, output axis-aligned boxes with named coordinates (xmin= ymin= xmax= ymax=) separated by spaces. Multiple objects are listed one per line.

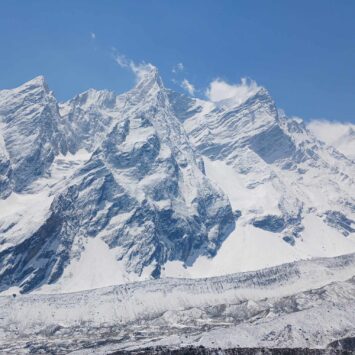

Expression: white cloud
xmin=90 ymin=32 xmax=96 ymax=40
xmin=172 ymin=62 xmax=184 ymax=74
xmin=307 ymin=119 xmax=355 ymax=159
xmin=206 ymin=77 xmax=261 ymax=106
xmin=114 ymin=51 xmax=155 ymax=82
xmin=115 ymin=53 xmax=130 ymax=69
xmin=307 ymin=120 xmax=354 ymax=143
xmin=181 ymin=79 xmax=195 ymax=95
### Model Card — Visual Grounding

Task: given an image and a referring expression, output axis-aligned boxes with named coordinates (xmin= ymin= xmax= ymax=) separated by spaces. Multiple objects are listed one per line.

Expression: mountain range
xmin=0 ymin=65 xmax=354 ymax=295
xmin=1 ymin=66 xmax=355 ymax=353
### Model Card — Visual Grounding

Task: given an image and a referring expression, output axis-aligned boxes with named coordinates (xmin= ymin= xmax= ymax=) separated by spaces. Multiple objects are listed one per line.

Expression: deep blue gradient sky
xmin=1 ymin=0 xmax=354 ymax=122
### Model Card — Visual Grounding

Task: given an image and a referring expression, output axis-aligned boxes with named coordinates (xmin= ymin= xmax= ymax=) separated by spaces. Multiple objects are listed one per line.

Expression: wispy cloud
xmin=181 ymin=79 xmax=195 ymax=95
xmin=307 ymin=119 xmax=355 ymax=143
xmin=115 ymin=53 xmax=130 ymax=69
xmin=90 ymin=32 xmax=96 ymax=40
xmin=113 ymin=51 xmax=155 ymax=82
xmin=172 ymin=62 xmax=184 ymax=74
xmin=308 ymin=119 xmax=355 ymax=159
xmin=206 ymin=78 xmax=261 ymax=106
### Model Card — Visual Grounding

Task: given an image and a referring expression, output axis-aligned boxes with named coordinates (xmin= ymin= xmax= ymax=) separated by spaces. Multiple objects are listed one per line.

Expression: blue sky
xmin=1 ymin=0 xmax=354 ymax=122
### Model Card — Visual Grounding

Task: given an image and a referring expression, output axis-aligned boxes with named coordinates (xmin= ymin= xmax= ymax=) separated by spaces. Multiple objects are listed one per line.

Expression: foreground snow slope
xmin=1 ymin=253 xmax=355 ymax=353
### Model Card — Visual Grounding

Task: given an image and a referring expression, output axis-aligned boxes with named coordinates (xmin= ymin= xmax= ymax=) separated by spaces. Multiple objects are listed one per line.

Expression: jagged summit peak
xmin=133 ymin=64 xmax=164 ymax=90
xmin=124 ymin=64 xmax=167 ymax=108
xmin=67 ymin=88 xmax=117 ymax=109
xmin=213 ymin=85 xmax=275 ymax=113
xmin=207 ymin=78 xmax=273 ymax=110
xmin=244 ymin=86 xmax=278 ymax=114
xmin=0 ymin=75 xmax=55 ymax=106
xmin=136 ymin=63 xmax=159 ymax=79
xmin=254 ymin=86 xmax=271 ymax=98
xmin=21 ymin=75 xmax=49 ymax=91
xmin=240 ymin=86 xmax=274 ymax=105
xmin=0 ymin=75 xmax=52 ymax=98
xmin=28 ymin=75 xmax=45 ymax=84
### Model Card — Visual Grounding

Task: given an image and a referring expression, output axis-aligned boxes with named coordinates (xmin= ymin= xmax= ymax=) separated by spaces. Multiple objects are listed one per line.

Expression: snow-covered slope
xmin=165 ymin=88 xmax=355 ymax=276
xmin=0 ymin=68 xmax=234 ymax=293
xmin=1 ymin=253 xmax=355 ymax=353
xmin=59 ymin=88 xmax=119 ymax=152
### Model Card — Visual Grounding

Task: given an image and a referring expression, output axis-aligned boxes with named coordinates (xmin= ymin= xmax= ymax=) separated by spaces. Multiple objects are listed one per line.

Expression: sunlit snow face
xmin=205 ymin=77 xmax=261 ymax=107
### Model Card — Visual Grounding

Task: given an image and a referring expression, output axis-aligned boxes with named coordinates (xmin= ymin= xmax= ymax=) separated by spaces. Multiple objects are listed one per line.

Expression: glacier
xmin=1 ymin=253 xmax=355 ymax=353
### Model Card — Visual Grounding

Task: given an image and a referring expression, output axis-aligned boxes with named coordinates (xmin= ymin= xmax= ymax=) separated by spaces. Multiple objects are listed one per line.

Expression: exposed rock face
xmin=328 ymin=337 xmax=355 ymax=351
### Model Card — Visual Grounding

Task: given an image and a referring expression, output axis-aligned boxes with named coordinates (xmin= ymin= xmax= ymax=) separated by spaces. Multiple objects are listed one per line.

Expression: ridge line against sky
xmin=0 ymin=0 xmax=354 ymax=123
xmin=113 ymin=49 xmax=261 ymax=106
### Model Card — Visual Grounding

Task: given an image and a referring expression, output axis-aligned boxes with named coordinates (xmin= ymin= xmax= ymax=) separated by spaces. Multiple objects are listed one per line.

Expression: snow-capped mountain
xmin=0 ymin=66 xmax=354 ymax=294
xmin=59 ymin=88 xmax=119 ymax=152
xmin=0 ymin=76 xmax=69 ymax=193
xmin=0 ymin=67 xmax=234 ymax=293
xmin=0 ymin=67 xmax=355 ymax=353
xmin=163 ymin=87 xmax=355 ymax=277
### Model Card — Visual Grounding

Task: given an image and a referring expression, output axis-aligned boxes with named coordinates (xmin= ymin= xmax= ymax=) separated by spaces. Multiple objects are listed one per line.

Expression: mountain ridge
xmin=0 ymin=68 xmax=235 ymax=293
xmin=0 ymin=67 xmax=354 ymax=293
